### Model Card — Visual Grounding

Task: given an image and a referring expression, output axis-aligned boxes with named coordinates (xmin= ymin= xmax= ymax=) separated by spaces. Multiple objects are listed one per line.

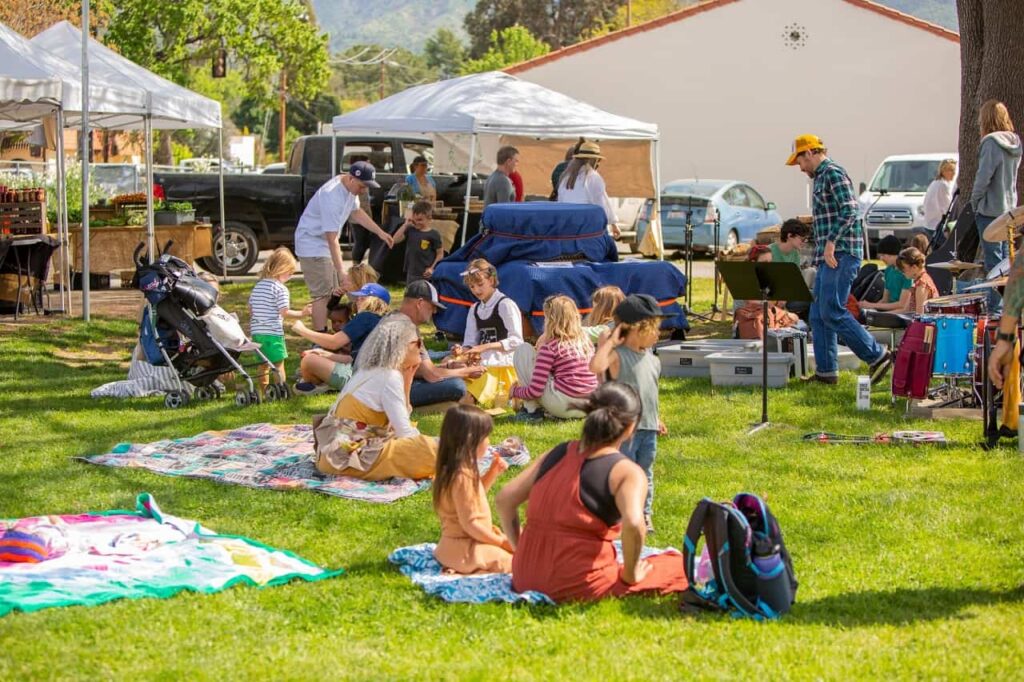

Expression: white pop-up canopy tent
xmin=0 ymin=20 xmax=148 ymax=314
xmin=331 ymin=71 xmax=664 ymax=253
xmin=32 ymin=21 xmax=226 ymax=279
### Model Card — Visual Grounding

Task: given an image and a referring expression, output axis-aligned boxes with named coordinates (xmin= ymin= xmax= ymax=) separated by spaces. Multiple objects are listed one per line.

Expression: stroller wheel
xmin=277 ymin=383 xmax=293 ymax=400
xmin=264 ymin=384 xmax=279 ymax=403
xmin=234 ymin=390 xmax=250 ymax=407
xmin=195 ymin=387 xmax=213 ymax=401
xmin=249 ymin=390 xmax=262 ymax=406
xmin=165 ymin=390 xmax=189 ymax=409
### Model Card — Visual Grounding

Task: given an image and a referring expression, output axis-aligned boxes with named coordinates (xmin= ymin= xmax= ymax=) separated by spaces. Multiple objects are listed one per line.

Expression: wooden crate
xmin=0 ymin=201 xmax=47 ymax=236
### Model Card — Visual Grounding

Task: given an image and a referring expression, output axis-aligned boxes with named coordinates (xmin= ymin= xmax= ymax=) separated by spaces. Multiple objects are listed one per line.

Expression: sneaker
xmin=801 ymin=373 xmax=838 ymax=385
xmin=293 ymin=381 xmax=331 ymax=396
xmin=511 ymin=408 xmax=545 ymax=423
xmin=869 ymin=349 xmax=893 ymax=386
xmin=645 ymin=515 xmax=656 ymax=535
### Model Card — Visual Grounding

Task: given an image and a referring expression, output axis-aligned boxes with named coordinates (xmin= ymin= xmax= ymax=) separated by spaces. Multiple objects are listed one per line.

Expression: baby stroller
xmin=132 ymin=241 xmax=289 ymax=409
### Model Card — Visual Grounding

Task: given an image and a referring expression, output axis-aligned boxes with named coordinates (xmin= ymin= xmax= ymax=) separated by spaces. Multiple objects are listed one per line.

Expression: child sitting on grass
xmin=248 ymin=247 xmax=311 ymax=396
xmin=510 ymin=295 xmax=598 ymax=421
xmin=433 ymin=405 xmax=513 ymax=574
xmin=583 ymin=285 xmax=625 ymax=344
xmin=590 ymin=294 xmax=667 ymax=534
xmin=393 ymin=200 xmax=443 ymax=283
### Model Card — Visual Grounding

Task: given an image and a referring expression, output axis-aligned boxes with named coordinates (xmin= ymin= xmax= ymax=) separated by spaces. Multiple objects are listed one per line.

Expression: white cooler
xmin=658 ymin=339 xmax=761 ymax=378
xmin=707 ymin=351 xmax=794 ymax=388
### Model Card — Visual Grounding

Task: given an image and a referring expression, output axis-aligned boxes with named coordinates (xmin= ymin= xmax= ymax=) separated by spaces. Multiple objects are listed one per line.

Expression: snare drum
xmin=924 ymin=293 xmax=987 ymax=318
xmin=924 ymin=315 xmax=975 ymax=376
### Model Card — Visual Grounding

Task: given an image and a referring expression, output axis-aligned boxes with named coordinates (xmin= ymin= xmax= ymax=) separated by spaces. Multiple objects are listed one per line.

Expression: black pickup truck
xmin=153 ymin=135 xmax=484 ymax=275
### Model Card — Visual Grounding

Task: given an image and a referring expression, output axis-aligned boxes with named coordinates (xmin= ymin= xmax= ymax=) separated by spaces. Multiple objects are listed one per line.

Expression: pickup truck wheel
xmin=199 ymin=222 xmax=260 ymax=276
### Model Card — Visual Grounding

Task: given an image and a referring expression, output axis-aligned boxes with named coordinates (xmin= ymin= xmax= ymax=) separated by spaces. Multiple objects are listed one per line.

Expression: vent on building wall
xmin=782 ymin=23 xmax=808 ymax=49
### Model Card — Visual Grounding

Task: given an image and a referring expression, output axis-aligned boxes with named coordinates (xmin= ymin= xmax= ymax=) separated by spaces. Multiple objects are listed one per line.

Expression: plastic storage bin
xmin=706 ymin=351 xmax=794 ymax=388
xmin=658 ymin=339 xmax=761 ymax=378
xmin=807 ymin=345 xmax=861 ymax=373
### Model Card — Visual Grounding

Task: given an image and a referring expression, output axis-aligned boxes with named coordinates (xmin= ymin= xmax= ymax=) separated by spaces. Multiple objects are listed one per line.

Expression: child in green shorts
xmin=248 ymin=247 xmax=311 ymax=396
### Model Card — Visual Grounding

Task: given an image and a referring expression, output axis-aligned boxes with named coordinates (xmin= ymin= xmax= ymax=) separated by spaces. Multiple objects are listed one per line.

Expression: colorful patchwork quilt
xmin=0 ymin=493 xmax=341 ymax=617
xmin=79 ymin=424 xmax=529 ymax=504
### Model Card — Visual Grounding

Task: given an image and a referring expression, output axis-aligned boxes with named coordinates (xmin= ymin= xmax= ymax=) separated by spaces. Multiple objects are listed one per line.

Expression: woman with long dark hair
xmin=432 ymin=405 xmax=513 ymax=573
xmin=496 ymin=382 xmax=687 ymax=602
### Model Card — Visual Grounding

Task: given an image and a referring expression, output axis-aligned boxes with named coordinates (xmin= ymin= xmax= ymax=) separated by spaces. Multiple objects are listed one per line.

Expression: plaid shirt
xmin=811 ymin=158 xmax=863 ymax=265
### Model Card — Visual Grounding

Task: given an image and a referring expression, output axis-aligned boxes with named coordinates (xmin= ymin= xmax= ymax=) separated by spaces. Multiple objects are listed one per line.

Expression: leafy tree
xmin=424 ymin=28 xmax=466 ymax=79
xmin=232 ymin=92 xmax=341 ymax=154
xmin=460 ymin=25 xmax=550 ymax=74
xmin=464 ymin=0 xmax=622 ymax=57
xmin=591 ymin=0 xmax=688 ymax=35
xmin=0 ymin=0 xmax=111 ymax=38
xmin=956 ymin=0 xmax=1024 ymax=202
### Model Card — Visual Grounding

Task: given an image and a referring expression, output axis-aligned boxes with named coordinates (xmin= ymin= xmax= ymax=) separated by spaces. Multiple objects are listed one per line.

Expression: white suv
xmin=858 ymin=152 xmax=958 ymax=250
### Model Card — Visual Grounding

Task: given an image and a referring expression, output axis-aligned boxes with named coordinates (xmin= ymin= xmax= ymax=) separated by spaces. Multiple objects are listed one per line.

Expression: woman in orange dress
xmin=496 ymin=382 xmax=688 ymax=603
xmin=432 ymin=405 xmax=513 ymax=573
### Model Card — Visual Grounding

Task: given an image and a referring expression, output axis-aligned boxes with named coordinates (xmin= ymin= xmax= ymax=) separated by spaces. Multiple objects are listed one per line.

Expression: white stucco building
xmin=506 ymin=0 xmax=961 ymax=217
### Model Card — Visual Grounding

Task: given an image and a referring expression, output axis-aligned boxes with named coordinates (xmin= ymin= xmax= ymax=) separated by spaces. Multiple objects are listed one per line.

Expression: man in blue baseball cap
xmin=294 ymin=160 xmax=394 ymax=335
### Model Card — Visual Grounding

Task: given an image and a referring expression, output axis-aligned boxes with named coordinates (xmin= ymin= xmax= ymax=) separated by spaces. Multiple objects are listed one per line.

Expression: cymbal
xmin=964 ymin=277 xmax=1008 ymax=291
xmin=981 ymin=207 xmax=1024 ymax=242
xmin=929 ymin=260 xmax=983 ymax=272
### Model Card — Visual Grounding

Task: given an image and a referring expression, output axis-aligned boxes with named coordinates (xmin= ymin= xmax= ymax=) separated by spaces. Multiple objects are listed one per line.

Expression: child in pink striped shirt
xmin=510 ymin=295 xmax=598 ymax=421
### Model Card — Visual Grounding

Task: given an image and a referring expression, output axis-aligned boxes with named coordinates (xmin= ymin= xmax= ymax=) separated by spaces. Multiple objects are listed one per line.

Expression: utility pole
xmin=626 ymin=0 xmax=632 ymax=27
xmin=279 ymin=70 xmax=287 ymax=162
xmin=379 ymin=60 xmax=385 ymax=100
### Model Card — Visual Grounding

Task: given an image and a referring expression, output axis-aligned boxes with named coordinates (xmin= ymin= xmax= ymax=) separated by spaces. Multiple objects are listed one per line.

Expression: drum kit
xmin=894 ymin=208 xmax=1024 ymax=440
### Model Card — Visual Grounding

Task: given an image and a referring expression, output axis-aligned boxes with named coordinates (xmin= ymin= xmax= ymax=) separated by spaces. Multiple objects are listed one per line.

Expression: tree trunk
xmin=156 ymin=130 xmax=173 ymax=166
xmin=957 ymin=0 xmax=1024 ymax=205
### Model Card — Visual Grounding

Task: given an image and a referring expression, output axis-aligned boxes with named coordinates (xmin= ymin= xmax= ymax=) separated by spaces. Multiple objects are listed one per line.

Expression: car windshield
xmin=662 ymin=182 xmax=722 ymax=198
xmin=869 ymin=160 xmax=939 ymax=192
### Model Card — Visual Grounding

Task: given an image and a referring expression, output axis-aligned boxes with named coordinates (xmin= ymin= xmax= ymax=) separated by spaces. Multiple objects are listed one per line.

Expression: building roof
xmin=505 ymin=0 xmax=959 ymax=76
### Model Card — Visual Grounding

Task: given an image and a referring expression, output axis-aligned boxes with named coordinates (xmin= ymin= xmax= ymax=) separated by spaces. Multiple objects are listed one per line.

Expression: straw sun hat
xmin=573 ymin=141 xmax=604 ymax=160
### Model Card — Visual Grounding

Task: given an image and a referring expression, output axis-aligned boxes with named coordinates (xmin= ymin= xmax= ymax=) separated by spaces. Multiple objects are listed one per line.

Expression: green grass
xmin=1 ymin=278 xmax=1023 ymax=680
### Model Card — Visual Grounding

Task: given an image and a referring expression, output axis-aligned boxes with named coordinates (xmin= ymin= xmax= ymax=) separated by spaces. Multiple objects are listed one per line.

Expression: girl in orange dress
xmin=897 ymin=247 xmax=939 ymax=315
xmin=432 ymin=405 xmax=514 ymax=574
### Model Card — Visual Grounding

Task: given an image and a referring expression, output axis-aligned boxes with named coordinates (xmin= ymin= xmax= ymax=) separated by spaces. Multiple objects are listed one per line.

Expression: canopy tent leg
xmin=218 ymin=123 xmax=227 ymax=282
xmin=55 ymin=108 xmax=69 ymax=315
xmin=80 ymin=0 xmax=90 ymax=321
xmin=145 ymin=115 xmax=155 ymax=263
xmin=653 ymin=138 xmax=664 ymax=261
xmin=461 ymin=133 xmax=477 ymax=247
xmin=330 ymin=127 xmax=337 ymax=175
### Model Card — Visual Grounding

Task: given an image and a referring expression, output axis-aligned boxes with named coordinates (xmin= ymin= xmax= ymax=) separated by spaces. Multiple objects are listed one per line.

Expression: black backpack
xmin=851 ymin=264 xmax=884 ymax=302
xmin=681 ymin=493 xmax=797 ymax=619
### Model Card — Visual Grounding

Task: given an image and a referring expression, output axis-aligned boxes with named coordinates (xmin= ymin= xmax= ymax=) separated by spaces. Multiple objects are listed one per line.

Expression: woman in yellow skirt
xmin=314 ymin=314 xmax=437 ymax=480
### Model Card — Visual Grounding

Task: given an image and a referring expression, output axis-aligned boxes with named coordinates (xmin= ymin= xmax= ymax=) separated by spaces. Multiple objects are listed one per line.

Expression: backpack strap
xmin=708 ymin=505 xmax=767 ymax=618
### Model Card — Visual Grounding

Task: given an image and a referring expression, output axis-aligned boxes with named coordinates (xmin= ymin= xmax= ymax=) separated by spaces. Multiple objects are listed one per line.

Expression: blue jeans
xmin=975 ymin=214 xmax=1006 ymax=313
xmin=810 ymin=252 xmax=885 ymax=376
xmin=409 ymin=377 xmax=466 ymax=407
xmin=621 ymin=428 xmax=657 ymax=517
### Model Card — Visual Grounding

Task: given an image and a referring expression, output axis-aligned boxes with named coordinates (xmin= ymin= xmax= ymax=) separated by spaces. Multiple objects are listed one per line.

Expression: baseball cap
xmin=877 ymin=235 xmax=902 ymax=256
xmin=404 ymin=279 xmax=446 ymax=310
xmin=349 ymin=282 xmax=390 ymax=304
xmin=785 ymin=134 xmax=825 ymax=166
xmin=614 ymin=294 xmax=667 ymax=324
xmin=349 ymin=160 xmax=380 ymax=188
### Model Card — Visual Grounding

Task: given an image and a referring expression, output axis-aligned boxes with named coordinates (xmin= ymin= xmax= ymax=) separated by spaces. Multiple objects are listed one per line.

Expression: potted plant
xmin=154 ymin=200 xmax=196 ymax=225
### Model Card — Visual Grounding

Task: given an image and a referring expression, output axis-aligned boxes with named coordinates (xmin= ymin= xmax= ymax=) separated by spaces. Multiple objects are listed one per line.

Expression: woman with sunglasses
xmin=313 ymin=314 xmax=438 ymax=481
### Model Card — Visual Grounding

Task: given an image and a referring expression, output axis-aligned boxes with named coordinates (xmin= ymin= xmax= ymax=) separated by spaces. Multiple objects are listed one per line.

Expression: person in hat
xmin=556 ymin=140 xmax=620 ymax=236
xmin=483 ymin=145 xmax=519 ymax=207
xmin=858 ymin=235 xmax=912 ymax=313
xmin=292 ymin=283 xmax=391 ymax=394
xmin=400 ymin=280 xmax=485 ymax=408
xmin=294 ymin=160 xmax=394 ymax=335
xmin=404 ymin=155 xmax=437 ymax=202
xmin=589 ymin=294 xmax=667 ymax=533
xmin=787 ymin=134 xmax=892 ymax=386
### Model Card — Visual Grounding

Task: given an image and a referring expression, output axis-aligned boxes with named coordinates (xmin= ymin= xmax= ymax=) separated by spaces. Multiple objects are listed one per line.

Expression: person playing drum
xmin=896 ymin=247 xmax=939 ymax=315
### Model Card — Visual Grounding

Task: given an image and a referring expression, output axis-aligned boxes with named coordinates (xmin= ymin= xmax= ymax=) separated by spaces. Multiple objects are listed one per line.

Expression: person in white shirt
xmin=459 ymin=258 xmax=523 ymax=367
xmin=294 ymin=160 xmax=394 ymax=332
xmin=556 ymin=141 xmax=620 ymax=237
xmin=922 ymin=158 xmax=957 ymax=236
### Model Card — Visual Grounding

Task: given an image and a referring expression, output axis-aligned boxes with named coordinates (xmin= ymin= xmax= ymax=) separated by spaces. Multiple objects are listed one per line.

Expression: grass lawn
xmin=1 ymin=277 xmax=1023 ymax=679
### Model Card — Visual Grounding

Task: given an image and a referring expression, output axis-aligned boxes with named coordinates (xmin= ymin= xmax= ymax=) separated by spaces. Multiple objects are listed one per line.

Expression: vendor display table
xmin=67 ymin=223 xmax=212 ymax=273
xmin=0 ymin=234 xmax=58 ymax=318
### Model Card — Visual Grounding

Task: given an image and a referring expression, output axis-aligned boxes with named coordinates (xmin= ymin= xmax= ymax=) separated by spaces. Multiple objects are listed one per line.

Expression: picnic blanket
xmin=79 ymin=424 xmax=530 ymax=504
xmin=388 ymin=542 xmax=679 ymax=605
xmin=0 ymin=493 xmax=341 ymax=617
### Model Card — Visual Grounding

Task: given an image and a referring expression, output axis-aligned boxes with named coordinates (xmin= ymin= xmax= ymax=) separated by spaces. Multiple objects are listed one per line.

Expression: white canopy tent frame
xmin=331 ymin=71 xmax=663 ymax=256
xmin=32 ymin=21 xmax=227 ymax=297
xmin=0 ymin=20 xmax=149 ymax=317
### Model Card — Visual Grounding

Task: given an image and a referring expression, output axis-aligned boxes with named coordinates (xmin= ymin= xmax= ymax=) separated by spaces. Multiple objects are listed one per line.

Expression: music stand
xmin=717 ymin=261 xmax=813 ymax=434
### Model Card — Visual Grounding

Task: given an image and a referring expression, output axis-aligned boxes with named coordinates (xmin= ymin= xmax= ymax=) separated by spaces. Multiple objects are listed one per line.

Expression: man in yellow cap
xmin=787 ymin=134 xmax=892 ymax=385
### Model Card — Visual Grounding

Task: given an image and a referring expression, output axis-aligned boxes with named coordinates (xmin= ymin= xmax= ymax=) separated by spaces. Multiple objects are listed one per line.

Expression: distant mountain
xmin=311 ymin=0 xmax=957 ymax=54
xmin=311 ymin=0 xmax=475 ymax=53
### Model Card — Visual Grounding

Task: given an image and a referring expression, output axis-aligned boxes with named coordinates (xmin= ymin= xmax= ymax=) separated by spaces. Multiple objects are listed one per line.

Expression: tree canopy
xmin=460 ymin=25 xmax=550 ymax=74
xmin=463 ymin=0 xmax=623 ymax=57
